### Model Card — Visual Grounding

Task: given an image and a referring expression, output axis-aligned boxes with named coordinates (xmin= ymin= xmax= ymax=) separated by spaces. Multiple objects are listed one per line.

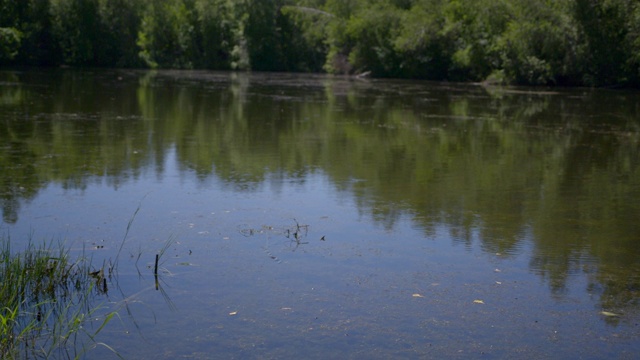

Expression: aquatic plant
xmin=0 ymin=237 xmax=118 ymax=359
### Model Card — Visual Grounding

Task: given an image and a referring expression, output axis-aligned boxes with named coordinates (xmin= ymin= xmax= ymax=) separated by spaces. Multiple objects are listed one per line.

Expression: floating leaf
xmin=412 ymin=294 xmax=424 ymax=298
xmin=600 ymin=311 xmax=620 ymax=317
xmin=473 ymin=300 xmax=485 ymax=304
xmin=229 ymin=311 xmax=238 ymax=316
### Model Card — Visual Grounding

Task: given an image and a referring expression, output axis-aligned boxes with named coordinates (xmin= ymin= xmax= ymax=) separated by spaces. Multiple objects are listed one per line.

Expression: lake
xmin=1 ymin=68 xmax=639 ymax=359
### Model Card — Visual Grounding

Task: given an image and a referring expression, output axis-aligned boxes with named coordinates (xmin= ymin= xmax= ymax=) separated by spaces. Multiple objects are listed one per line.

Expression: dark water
xmin=1 ymin=69 xmax=639 ymax=359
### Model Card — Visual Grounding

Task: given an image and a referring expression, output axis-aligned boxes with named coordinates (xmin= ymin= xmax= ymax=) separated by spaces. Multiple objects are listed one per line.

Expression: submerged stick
xmin=154 ymin=254 xmax=159 ymax=290
xmin=154 ymin=254 xmax=159 ymax=276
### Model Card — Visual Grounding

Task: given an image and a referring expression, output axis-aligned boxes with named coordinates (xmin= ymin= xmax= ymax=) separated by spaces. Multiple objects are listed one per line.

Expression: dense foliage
xmin=1 ymin=0 xmax=639 ymax=86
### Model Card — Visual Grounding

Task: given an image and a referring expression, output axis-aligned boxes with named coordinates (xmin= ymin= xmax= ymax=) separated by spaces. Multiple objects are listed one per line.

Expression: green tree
xmin=19 ymin=0 xmax=59 ymax=65
xmin=495 ymin=0 xmax=579 ymax=85
xmin=277 ymin=3 xmax=327 ymax=72
xmin=96 ymin=0 xmax=144 ymax=67
xmin=394 ymin=0 xmax=455 ymax=79
xmin=233 ymin=0 xmax=324 ymax=72
xmin=343 ymin=1 xmax=404 ymax=77
xmin=281 ymin=2 xmax=331 ymax=72
xmin=322 ymin=0 xmax=364 ymax=74
xmin=0 ymin=0 xmax=58 ymax=66
xmin=137 ymin=0 xmax=199 ymax=68
xmin=573 ymin=0 xmax=631 ymax=86
xmin=442 ymin=0 xmax=513 ymax=81
xmin=236 ymin=0 xmax=286 ymax=71
xmin=51 ymin=0 xmax=103 ymax=65
xmin=194 ymin=0 xmax=235 ymax=69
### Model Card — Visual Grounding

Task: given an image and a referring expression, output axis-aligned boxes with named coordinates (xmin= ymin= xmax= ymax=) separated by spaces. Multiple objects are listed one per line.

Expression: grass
xmin=0 ymin=236 xmax=119 ymax=359
xmin=0 ymin=203 xmax=175 ymax=359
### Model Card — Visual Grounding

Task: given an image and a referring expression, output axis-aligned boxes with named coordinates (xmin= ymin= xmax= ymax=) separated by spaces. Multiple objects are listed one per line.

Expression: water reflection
xmin=1 ymin=69 xmax=640 ymax=349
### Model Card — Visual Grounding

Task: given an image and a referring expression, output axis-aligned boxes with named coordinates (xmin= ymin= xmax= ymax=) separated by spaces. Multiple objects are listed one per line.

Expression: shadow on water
xmin=1 ymin=68 xmax=640 ymax=358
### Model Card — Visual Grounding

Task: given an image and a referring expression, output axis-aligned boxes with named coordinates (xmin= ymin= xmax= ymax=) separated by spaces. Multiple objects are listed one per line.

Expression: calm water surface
xmin=1 ymin=69 xmax=639 ymax=359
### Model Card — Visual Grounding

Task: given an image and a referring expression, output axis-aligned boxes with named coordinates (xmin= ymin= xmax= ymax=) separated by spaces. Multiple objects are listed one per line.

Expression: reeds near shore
xmin=0 ymin=237 xmax=117 ymax=359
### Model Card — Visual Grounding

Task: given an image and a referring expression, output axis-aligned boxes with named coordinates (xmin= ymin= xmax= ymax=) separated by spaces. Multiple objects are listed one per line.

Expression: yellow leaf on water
xmin=473 ymin=300 xmax=485 ymax=304
xmin=229 ymin=311 xmax=238 ymax=316
xmin=412 ymin=294 xmax=424 ymax=298
xmin=600 ymin=311 xmax=620 ymax=317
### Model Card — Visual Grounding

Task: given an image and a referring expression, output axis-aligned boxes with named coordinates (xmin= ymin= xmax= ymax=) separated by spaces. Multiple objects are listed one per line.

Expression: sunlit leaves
xmin=0 ymin=28 xmax=22 ymax=62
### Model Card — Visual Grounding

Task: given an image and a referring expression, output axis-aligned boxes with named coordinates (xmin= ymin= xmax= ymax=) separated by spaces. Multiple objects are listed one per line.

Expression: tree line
xmin=1 ymin=0 xmax=639 ymax=87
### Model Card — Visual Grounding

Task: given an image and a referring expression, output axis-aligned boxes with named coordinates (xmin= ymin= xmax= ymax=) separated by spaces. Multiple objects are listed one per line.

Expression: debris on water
xmin=494 ymin=268 xmax=501 ymax=272
xmin=412 ymin=294 xmax=424 ymax=298
xmin=473 ymin=300 xmax=485 ymax=304
xmin=89 ymin=269 xmax=103 ymax=278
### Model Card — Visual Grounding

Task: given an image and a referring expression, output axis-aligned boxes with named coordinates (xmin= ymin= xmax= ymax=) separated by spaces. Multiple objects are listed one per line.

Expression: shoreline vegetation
xmin=0 ymin=0 xmax=639 ymax=88
xmin=0 ymin=202 xmax=175 ymax=359
xmin=0 ymin=237 xmax=119 ymax=359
